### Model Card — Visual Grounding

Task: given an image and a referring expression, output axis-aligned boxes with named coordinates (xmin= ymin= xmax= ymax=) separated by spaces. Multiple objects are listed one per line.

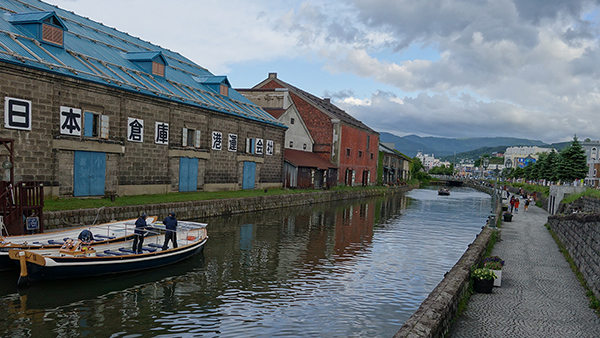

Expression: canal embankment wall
xmin=548 ymin=213 xmax=600 ymax=301
xmin=44 ymin=185 xmax=416 ymax=229
xmin=394 ymin=181 xmax=500 ymax=338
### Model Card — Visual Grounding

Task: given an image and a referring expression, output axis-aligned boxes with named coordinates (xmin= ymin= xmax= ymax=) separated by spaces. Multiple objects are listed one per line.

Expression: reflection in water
xmin=0 ymin=187 xmax=490 ymax=337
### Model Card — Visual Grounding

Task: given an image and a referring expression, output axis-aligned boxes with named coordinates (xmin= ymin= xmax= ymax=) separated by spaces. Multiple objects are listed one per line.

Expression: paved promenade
xmin=449 ymin=201 xmax=600 ymax=337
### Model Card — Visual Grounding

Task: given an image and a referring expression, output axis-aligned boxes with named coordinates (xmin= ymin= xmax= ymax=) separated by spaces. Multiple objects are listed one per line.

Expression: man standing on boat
xmin=132 ymin=214 xmax=149 ymax=254
xmin=162 ymin=212 xmax=178 ymax=250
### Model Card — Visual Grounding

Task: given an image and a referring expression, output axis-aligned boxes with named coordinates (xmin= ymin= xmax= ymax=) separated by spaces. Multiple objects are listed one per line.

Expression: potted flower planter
xmin=473 ymin=278 xmax=494 ymax=293
xmin=503 ymin=213 xmax=513 ymax=222
xmin=502 ymin=205 xmax=508 ymax=212
xmin=484 ymin=256 xmax=505 ymax=287
xmin=472 ymin=268 xmax=497 ymax=293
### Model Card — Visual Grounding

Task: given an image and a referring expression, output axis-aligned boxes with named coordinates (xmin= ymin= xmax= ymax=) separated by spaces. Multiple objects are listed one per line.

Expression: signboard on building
xmin=127 ymin=117 xmax=144 ymax=142
xmin=212 ymin=131 xmax=223 ymax=150
xmin=60 ymin=106 xmax=82 ymax=136
xmin=5 ymin=97 xmax=32 ymax=131
xmin=155 ymin=122 xmax=169 ymax=145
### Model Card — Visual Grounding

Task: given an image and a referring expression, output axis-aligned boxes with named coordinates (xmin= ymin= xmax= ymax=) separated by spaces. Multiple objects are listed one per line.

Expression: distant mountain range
xmin=379 ymin=132 xmax=570 ymax=159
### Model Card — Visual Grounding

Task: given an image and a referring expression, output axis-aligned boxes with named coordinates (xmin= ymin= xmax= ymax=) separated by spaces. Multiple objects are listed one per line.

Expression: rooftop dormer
xmin=194 ymin=75 xmax=231 ymax=97
xmin=9 ymin=11 xmax=67 ymax=47
xmin=124 ymin=51 xmax=168 ymax=77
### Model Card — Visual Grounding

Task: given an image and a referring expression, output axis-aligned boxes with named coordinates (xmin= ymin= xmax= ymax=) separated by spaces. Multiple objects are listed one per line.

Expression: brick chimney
xmin=324 ymin=98 xmax=331 ymax=104
xmin=268 ymin=72 xmax=277 ymax=79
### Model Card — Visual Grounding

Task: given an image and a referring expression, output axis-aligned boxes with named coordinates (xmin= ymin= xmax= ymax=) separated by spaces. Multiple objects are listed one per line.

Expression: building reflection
xmin=0 ymin=193 xmax=410 ymax=337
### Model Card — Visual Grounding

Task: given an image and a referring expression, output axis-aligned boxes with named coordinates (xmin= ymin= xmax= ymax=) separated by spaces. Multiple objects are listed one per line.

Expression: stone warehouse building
xmin=248 ymin=73 xmax=379 ymax=186
xmin=0 ymin=0 xmax=286 ymax=198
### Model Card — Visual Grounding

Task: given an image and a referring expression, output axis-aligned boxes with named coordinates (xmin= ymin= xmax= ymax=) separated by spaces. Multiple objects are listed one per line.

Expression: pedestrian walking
xmin=162 ymin=212 xmax=178 ymax=250
xmin=524 ymin=198 xmax=530 ymax=212
xmin=510 ymin=196 xmax=515 ymax=213
xmin=515 ymin=198 xmax=520 ymax=213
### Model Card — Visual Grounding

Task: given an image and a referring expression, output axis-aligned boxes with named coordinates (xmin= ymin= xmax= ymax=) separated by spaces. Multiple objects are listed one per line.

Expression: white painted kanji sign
xmin=228 ymin=134 xmax=237 ymax=152
xmin=127 ymin=117 xmax=144 ymax=142
xmin=212 ymin=131 xmax=222 ymax=150
xmin=60 ymin=106 xmax=82 ymax=136
xmin=4 ymin=97 xmax=31 ymax=131
xmin=155 ymin=122 xmax=169 ymax=145
xmin=266 ymin=140 xmax=274 ymax=155
xmin=255 ymin=138 xmax=264 ymax=155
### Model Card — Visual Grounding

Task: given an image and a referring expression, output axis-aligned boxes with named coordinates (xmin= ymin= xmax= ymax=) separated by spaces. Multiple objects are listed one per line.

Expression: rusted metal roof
xmin=285 ymin=148 xmax=337 ymax=170
xmin=254 ymin=74 xmax=377 ymax=134
xmin=263 ymin=108 xmax=286 ymax=119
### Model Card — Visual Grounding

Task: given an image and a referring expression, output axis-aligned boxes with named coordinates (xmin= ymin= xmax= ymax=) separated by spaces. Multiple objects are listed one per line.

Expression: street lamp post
xmin=505 ymin=159 xmax=513 ymax=182
xmin=482 ymin=157 xmax=490 ymax=179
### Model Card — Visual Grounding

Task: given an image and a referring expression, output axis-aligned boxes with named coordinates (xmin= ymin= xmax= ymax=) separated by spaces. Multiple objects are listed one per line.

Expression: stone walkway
xmin=449 ymin=201 xmax=600 ymax=337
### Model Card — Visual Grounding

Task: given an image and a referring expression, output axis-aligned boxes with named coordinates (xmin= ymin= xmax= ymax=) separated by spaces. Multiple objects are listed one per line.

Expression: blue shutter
xmin=179 ymin=157 xmax=189 ymax=192
xmin=74 ymin=151 xmax=106 ymax=196
xmin=84 ymin=112 xmax=94 ymax=137
xmin=242 ymin=161 xmax=256 ymax=189
xmin=179 ymin=157 xmax=198 ymax=192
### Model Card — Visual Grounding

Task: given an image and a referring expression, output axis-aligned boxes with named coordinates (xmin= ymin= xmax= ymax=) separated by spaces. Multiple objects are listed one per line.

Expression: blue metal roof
xmin=8 ymin=11 xmax=63 ymax=26
xmin=124 ymin=51 xmax=168 ymax=65
xmin=0 ymin=0 xmax=285 ymax=128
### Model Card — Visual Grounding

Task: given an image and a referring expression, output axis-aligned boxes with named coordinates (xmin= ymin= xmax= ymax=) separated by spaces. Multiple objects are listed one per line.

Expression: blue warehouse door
xmin=242 ymin=161 xmax=256 ymax=190
xmin=179 ymin=157 xmax=198 ymax=192
xmin=74 ymin=151 xmax=106 ymax=197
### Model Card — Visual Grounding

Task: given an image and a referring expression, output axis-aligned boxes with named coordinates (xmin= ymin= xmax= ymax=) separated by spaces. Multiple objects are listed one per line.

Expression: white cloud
xmin=45 ymin=0 xmax=600 ymax=143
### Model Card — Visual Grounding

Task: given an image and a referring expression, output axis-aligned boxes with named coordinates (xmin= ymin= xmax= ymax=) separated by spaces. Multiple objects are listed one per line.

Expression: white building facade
xmin=504 ymin=146 xmax=553 ymax=169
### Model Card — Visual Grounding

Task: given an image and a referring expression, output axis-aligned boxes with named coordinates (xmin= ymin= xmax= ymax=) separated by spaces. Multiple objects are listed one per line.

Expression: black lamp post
xmin=482 ymin=157 xmax=490 ymax=178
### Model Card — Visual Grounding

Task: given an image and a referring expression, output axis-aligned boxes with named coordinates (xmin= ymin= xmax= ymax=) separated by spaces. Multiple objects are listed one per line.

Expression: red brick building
xmin=252 ymin=73 xmax=379 ymax=186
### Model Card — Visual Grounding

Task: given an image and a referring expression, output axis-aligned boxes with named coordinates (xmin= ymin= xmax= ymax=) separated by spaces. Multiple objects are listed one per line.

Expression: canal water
xmin=0 ymin=186 xmax=491 ymax=337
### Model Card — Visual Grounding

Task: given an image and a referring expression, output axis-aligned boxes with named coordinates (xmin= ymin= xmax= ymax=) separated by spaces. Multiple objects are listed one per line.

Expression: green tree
xmin=557 ymin=135 xmax=588 ymax=182
xmin=523 ymin=161 xmax=535 ymax=180
xmin=509 ymin=166 xmax=525 ymax=179
xmin=540 ymin=149 xmax=559 ymax=182
xmin=410 ymin=157 xmax=431 ymax=181
xmin=411 ymin=157 xmax=424 ymax=174
xmin=530 ymin=152 xmax=547 ymax=180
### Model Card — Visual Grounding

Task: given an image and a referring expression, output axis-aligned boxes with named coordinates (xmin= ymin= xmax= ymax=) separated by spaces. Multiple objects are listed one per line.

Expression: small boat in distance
xmin=438 ymin=188 xmax=451 ymax=195
xmin=9 ymin=221 xmax=208 ymax=286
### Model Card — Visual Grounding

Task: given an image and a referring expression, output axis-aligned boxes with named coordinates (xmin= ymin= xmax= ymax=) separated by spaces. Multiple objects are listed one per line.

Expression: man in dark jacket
xmin=162 ymin=212 xmax=178 ymax=250
xmin=132 ymin=214 xmax=148 ymax=254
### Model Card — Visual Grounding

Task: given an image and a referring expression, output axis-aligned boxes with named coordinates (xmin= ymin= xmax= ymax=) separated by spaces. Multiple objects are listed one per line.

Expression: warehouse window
xmin=182 ymin=128 xmax=200 ymax=148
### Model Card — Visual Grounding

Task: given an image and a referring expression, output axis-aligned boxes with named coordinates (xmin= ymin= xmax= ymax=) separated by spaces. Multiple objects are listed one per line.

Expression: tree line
xmin=506 ymin=136 xmax=588 ymax=183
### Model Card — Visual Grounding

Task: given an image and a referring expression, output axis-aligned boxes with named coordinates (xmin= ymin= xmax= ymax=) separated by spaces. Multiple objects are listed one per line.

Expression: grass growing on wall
xmin=544 ymin=223 xmax=600 ymax=315
xmin=44 ymin=185 xmax=389 ymax=211
xmin=561 ymin=188 xmax=600 ymax=204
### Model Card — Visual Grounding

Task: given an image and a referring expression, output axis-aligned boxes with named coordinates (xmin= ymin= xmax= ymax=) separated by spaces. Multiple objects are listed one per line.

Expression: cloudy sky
xmin=47 ymin=0 xmax=600 ymax=144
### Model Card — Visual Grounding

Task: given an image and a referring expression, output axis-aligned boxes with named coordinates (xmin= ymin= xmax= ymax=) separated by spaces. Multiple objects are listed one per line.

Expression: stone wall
xmin=560 ymin=196 xmax=600 ymax=214
xmin=547 ymin=213 xmax=600 ymax=300
xmin=44 ymin=185 xmax=414 ymax=229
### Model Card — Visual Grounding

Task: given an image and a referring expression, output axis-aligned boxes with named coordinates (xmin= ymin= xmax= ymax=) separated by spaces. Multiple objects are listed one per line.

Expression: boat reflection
xmin=1 ymin=252 xmax=206 ymax=311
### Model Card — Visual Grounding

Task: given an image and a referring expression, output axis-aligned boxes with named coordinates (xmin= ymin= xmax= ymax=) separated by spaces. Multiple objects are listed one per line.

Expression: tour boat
xmin=438 ymin=188 xmax=451 ymax=196
xmin=9 ymin=221 xmax=208 ymax=286
xmin=0 ymin=217 xmax=156 ymax=271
